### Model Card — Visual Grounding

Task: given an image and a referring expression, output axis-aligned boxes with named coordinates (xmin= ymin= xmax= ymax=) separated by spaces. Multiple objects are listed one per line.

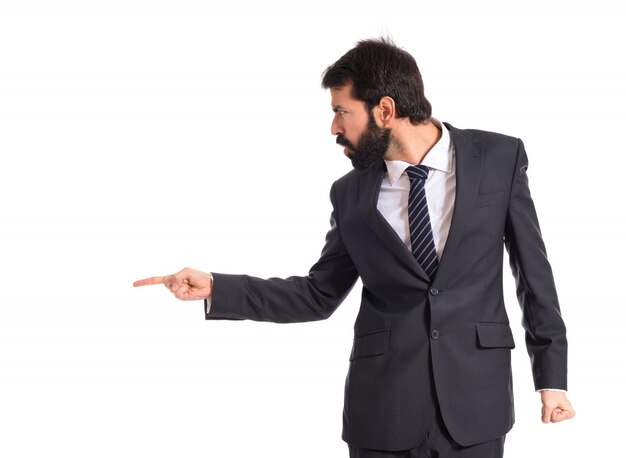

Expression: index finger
xmin=133 ymin=276 xmax=166 ymax=287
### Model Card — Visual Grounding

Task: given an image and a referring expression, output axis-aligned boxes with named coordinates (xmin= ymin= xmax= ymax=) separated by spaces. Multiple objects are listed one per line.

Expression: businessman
xmin=134 ymin=38 xmax=574 ymax=457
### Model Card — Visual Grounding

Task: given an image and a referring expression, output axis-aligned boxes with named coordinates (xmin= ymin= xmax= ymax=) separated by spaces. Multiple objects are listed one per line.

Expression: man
xmin=134 ymin=38 xmax=574 ymax=457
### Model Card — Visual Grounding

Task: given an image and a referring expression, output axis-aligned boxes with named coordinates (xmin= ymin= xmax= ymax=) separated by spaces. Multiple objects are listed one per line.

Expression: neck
xmin=384 ymin=119 xmax=442 ymax=165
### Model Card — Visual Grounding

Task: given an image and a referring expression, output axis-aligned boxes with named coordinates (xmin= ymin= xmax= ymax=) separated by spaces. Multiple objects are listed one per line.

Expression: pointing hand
xmin=133 ymin=267 xmax=213 ymax=301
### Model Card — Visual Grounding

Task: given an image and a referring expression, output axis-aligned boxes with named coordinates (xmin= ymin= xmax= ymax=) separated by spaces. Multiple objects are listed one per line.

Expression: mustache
xmin=336 ymin=135 xmax=353 ymax=149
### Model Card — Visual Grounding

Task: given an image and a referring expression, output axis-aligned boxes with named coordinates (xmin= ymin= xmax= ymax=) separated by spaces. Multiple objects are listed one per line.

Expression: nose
xmin=331 ymin=115 xmax=343 ymax=136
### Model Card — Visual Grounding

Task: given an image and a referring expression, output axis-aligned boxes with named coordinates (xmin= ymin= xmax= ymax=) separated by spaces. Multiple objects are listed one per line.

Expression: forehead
xmin=330 ymin=84 xmax=360 ymax=107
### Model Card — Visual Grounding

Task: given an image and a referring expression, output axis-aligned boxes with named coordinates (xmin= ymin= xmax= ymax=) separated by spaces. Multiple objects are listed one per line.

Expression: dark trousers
xmin=347 ymin=408 xmax=504 ymax=458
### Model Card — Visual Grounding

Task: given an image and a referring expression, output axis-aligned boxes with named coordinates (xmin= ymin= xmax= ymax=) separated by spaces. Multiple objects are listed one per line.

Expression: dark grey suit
xmin=205 ymin=123 xmax=567 ymax=451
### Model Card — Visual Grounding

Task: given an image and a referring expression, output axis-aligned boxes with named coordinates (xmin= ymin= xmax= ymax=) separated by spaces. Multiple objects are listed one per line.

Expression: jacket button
xmin=431 ymin=330 xmax=440 ymax=340
xmin=430 ymin=288 xmax=440 ymax=295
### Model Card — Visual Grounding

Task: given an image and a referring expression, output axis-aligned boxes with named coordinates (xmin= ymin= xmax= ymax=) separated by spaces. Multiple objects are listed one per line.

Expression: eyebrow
xmin=333 ymin=105 xmax=347 ymax=112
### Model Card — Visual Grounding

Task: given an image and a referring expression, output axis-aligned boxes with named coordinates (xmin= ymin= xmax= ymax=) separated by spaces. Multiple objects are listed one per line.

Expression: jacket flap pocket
xmin=349 ymin=329 xmax=390 ymax=361
xmin=476 ymin=323 xmax=515 ymax=348
xmin=474 ymin=191 xmax=504 ymax=208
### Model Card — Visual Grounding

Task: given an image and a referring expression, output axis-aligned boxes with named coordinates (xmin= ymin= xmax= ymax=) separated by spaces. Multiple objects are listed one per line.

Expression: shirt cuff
xmin=536 ymin=388 xmax=567 ymax=393
xmin=204 ymin=272 xmax=213 ymax=315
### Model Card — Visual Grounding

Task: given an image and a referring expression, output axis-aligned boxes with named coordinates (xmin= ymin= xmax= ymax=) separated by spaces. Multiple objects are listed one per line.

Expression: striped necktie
xmin=406 ymin=165 xmax=438 ymax=278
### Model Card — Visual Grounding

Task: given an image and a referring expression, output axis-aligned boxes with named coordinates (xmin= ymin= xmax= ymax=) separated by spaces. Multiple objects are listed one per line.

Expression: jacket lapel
xmin=356 ymin=123 xmax=484 ymax=286
xmin=358 ymin=160 xmax=431 ymax=283
xmin=435 ymin=123 xmax=483 ymax=284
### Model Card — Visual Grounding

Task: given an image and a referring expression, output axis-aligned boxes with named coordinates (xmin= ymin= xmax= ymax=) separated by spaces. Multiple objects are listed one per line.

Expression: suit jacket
xmin=205 ymin=123 xmax=568 ymax=450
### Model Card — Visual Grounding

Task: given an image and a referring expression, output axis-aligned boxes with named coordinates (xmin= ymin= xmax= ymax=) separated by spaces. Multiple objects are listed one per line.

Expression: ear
xmin=377 ymin=96 xmax=396 ymax=125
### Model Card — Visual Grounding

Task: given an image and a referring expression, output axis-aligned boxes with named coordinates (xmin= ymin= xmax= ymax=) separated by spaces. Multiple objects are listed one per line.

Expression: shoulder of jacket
xmin=332 ymin=167 xmax=360 ymax=190
xmin=445 ymin=122 xmax=520 ymax=149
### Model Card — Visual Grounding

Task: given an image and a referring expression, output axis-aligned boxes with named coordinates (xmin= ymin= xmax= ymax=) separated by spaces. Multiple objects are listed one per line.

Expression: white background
xmin=1 ymin=0 xmax=624 ymax=456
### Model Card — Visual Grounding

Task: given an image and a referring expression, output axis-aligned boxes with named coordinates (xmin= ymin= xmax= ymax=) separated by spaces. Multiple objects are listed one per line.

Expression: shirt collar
xmin=384 ymin=118 xmax=453 ymax=186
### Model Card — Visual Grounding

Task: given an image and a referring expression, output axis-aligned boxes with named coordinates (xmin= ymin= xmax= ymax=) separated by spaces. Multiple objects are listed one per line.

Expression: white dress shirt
xmin=377 ymin=118 xmax=455 ymax=259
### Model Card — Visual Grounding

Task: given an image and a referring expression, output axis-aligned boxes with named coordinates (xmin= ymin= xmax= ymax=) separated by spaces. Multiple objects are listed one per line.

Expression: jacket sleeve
xmin=504 ymin=139 xmax=568 ymax=390
xmin=204 ymin=181 xmax=359 ymax=323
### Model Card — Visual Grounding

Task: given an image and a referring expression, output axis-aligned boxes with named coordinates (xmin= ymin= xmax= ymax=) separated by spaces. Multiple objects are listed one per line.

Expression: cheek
xmin=346 ymin=123 xmax=365 ymax=143
xmin=344 ymin=133 xmax=360 ymax=148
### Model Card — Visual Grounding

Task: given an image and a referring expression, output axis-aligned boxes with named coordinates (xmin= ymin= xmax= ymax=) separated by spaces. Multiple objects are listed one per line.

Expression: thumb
xmin=552 ymin=408 xmax=563 ymax=422
xmin=173 ymin=267 xmax=193 ymax=285
xmin=541 ymin=405 xmax=552 ymax=423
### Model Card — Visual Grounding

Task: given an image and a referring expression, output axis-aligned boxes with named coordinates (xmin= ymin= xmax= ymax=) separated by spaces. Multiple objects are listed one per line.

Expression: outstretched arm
xmin=133 ymin=182 xmax=359 ymax=323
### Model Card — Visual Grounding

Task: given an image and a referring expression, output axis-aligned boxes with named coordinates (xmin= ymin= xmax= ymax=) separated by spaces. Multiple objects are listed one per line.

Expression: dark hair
xmin=321 ymin=37 xmax=432 ymax=124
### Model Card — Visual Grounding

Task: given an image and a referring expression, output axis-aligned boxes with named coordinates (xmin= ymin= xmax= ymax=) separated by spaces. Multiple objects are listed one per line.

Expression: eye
xmin=332 ymin=107 xmax=349 ymax=119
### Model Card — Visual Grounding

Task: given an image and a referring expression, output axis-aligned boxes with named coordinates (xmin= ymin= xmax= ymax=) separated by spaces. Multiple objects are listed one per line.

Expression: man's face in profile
xmin=330 ymin=83 xmax=391 ymax=170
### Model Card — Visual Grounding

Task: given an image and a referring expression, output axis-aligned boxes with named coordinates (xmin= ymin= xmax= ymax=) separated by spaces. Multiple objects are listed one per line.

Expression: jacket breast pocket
xmin=475 ymin=322 xmax=516 ymax=349
xmin=349 ymin=328 xmax=390 ymax=361
xmin=474 ymin=191 xmax=504 ymax=208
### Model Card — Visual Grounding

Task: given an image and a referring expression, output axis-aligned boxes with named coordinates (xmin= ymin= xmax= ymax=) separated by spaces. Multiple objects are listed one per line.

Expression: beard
xmin=336 ymin=113 xmax=391 ymax=170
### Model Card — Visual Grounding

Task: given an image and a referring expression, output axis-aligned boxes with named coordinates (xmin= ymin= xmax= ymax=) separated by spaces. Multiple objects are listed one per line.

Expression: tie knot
xmin=406 ymin=165 xmax=429 ymax=182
